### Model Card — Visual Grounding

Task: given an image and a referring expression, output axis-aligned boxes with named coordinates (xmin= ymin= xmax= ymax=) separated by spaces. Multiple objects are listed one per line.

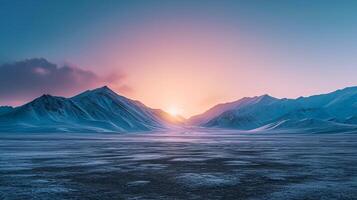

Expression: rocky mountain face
xmin=0 ymin=86 xmax=175 ymax=133
xmin=189 ymin=87 xmax=357 ymax=133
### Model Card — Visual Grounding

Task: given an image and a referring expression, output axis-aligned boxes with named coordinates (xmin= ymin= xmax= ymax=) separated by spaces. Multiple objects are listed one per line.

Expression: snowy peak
xmin=30 ymin=94 xmax=66 ymax=106
xmin=335 ymin=86 xmax=357 ymax=94
xmin=255 ymin=94 xmax=278 ymax=103
xmin=1 ymin=85 xmax=357 ymax=133
xmin=74 ymin=85 xmax=119 ymax=99
xmin=0 ymin=86 xmax=171 ymax=133
xmin=90 ymin=85 xmax=115 ymax=94
xmin=188 ymin=94 xmax=279 ymax=125
xmin=193 ymin=86 xmax=357 ymax=133
xmin=18 ymin=94 xmax=73 ymax=116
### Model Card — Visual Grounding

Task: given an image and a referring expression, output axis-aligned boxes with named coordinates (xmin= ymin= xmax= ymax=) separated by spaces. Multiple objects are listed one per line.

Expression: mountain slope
xmin=192 ymin=87 xmax=357 ymax=132
xmin=0 ymin=106 xmax=13 ymax=115
xmin=0 ymin=86 xmax=171 ymax=133
xmin=253 ymin=118 xmax=357 ymax=133
xmin=188 ymin=95 xmax=279 ymax=125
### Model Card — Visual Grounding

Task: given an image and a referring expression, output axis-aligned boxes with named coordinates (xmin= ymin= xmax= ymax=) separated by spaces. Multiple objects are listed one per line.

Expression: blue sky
xmin=1 ymin=0 xmax=357 ymax=116
xmin=2 ymin=0 xmax=357 ymax=63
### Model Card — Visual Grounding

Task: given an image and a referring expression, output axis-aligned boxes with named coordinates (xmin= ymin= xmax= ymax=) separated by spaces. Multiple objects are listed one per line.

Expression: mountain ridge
xmin=1 ymin=86 xmax=357 ymax=133
xmin=0 ymin=86 xmax=178 ymax=133
xmin=189 ymin=86 xmax=357 ymax=133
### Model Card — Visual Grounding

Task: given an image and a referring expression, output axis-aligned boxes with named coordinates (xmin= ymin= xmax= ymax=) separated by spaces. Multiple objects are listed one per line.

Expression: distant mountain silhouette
xmin=189 ymin=86 xmax=357 ymax=133
xmin=0 ymin=86 xmax=178 ymax=133
xmin=2 ymin=86 xmax=357 ymax=133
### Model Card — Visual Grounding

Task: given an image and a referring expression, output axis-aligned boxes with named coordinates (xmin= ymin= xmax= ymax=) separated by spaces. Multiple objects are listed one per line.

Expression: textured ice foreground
xmin=0 ymin=129 xmax=357 ymax=199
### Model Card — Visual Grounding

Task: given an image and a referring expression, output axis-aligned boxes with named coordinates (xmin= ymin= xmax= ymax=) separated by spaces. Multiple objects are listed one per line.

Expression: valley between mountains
xmin=1 ymin=86 xmax=357 ymax=133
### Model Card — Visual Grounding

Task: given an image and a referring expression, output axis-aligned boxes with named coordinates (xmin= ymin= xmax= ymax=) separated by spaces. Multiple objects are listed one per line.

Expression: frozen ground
xmin=0 ymin=128 xmax=357 ymax=200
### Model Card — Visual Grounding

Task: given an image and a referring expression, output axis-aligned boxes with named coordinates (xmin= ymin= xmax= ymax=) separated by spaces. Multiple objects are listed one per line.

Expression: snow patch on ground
xmin=176 ymin=172 xmax=240 ymax=188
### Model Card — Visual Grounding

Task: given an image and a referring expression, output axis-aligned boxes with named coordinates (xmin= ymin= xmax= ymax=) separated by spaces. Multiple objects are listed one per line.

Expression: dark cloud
xmin=0 ymin=58 xmax=129 ymax=105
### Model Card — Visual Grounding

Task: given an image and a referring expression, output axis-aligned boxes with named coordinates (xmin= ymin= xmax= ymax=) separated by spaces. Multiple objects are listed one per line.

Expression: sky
xmin=1 ymin=0 xmax=357 ymax=117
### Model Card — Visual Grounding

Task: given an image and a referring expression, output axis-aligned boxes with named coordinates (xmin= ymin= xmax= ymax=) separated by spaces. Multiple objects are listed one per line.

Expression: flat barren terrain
xmin=1 ymin=129 xmax=357 ymax=200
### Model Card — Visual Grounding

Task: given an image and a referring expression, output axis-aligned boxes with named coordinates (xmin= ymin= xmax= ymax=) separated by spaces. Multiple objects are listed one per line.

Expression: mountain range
xmin=1 ymin=86 xmax=357 ymax=133
xmin=0 ymin=86 xmax=179 ymax=133
xmin=189 ymin=86 xmax=357 ymax=133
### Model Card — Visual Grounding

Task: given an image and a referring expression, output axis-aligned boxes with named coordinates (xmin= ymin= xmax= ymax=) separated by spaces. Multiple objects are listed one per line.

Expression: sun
xmin=167 ymin=107 xmax=181 ymax=117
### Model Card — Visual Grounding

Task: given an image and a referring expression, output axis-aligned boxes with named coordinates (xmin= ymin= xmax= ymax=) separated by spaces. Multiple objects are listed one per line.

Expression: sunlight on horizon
xmin=166 ymin=106 xmax=182 ymax=117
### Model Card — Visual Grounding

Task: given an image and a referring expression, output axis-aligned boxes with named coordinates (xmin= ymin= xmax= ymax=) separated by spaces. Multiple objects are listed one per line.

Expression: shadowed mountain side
xmin=0 ymin=106 xmax=13 ymax=115
xmin=190 ymin=86 xmax=357 ymax=133
xmin=2 ymin=86 xmax=357 ymax=133
xmin=188 ymin=95 xmax=278 ymax=125
xmin=0 ymin=86 xmax=177 ymax=133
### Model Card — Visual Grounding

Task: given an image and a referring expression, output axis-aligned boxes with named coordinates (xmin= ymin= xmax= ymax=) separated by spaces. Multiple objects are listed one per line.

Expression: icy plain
xmin=0 ymin=128 xmax=357 ymax=200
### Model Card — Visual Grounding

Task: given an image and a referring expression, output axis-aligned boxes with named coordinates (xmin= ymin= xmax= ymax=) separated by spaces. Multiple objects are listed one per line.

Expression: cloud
xmin=0 ymin=58 xmax=129 ymax=105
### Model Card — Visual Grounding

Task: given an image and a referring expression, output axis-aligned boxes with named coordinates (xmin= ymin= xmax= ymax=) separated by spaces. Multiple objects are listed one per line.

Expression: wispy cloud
xmin=0 ymin=58 xmax=129 ymax=106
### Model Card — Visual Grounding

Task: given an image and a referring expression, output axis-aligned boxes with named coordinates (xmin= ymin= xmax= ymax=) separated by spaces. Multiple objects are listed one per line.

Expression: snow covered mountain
xmin=187 ymin=95 xmax=275 ymax=125
xmin=0 ymin=86 xmax=174 ymax=133
xmin=190 ymin=86 xmax=357 ymax=133
xmin=2 ymin=85 xmax=357 ymax=133
xmin=0 ymin=106 xmax=13 ymax=115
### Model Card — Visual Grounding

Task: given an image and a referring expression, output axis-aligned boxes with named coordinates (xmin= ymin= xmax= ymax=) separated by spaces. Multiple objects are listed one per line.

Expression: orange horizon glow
xmin=5 ymin=5 xmax=355 ymax=118
xmin=79 ymin=19 xmax=356 ymax=118
xmin=3 ymin=1 xmax=357 ymax=119
xmin=81 ymin=21 xmax=280 ymax=118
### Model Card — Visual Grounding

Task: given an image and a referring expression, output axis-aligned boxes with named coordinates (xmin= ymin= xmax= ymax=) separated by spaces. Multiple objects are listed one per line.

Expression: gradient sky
xmin=1 ymin=0 xmax=357 ymax=117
